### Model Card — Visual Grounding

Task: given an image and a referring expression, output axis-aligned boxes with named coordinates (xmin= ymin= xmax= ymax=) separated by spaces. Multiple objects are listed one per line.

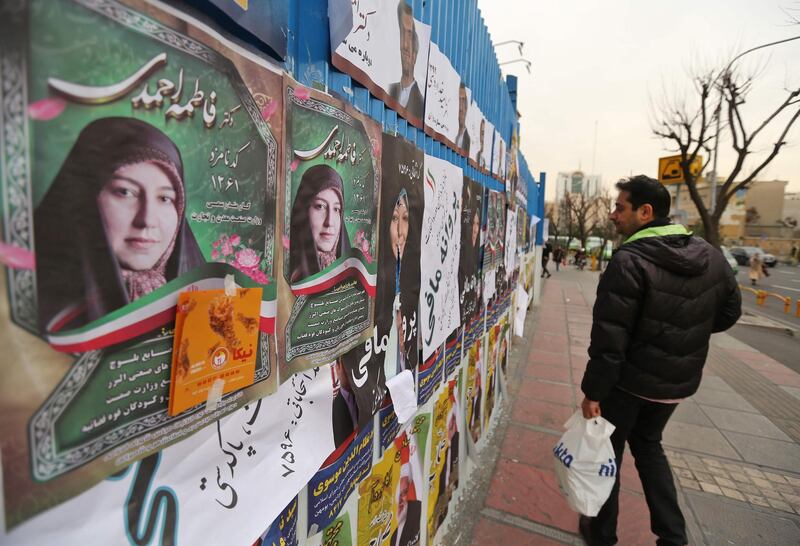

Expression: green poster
xmin=277 ymin=78 xmax=381 ymax=376
xmin=0 ymin=0 xmax=282 ymax=526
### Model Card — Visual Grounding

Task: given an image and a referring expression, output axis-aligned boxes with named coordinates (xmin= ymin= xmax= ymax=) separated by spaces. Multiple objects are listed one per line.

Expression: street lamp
xmin=495 ymin=40 xmax=525 ymax=56
xmin=499 ymin=58 xmax=532 ymax=74
xmin=709 ymin=34 xmax=800 ymax=215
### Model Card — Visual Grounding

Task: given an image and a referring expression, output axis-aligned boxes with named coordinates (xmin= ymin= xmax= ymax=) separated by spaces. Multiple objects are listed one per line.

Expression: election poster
xmin=479 ymin=118 xmax=494 ymax=174
xmin=444 ymin=327 xmax=463 ymax=381
xmin=505 ymin=207 xmax=518 ymax=277
xmin=307 ymin=420 xmax=375 ymax=535
xmin=318 ymin=513 xmax=355 ymax=546
xmin=464 ymin=339 xmax=484 ymax=451
xmin=417 ymin=344 xmax=444 ymax=406
xmin=468 ymin=105 xmax=489 ymax=172
xmin=491 ymin=130 xmax=505 ymax=179
xmin=258 ymin=496 xmax=299 ymax=546
xmin=329 ymin=0 xmax=431 ymax=128
xmin=339 ymin=133 xmax=424 ymax=430
xmin=2 ymin=365 xmax=335 ymax=545
xmin=484 ymin=328 xmax=499 ymax=430
xmin=356 ymin=421 xmax=427 ymax=546
xmin=426 ymin=380 xmax=460 ymax=543
xmin=423 ymin=42 xmax=461 ymax=148
xmin=0 ymin=0 xmax=283 ymax=526
xmin=454 ymin=85 xmax=472 ymax=156
xmin=459 ymin=177 xmax=484 ymax=329
xmin=278 ymin=76 xmax=381 ymax=377
xmin=419 ymin=155 xmax=462 ymax=360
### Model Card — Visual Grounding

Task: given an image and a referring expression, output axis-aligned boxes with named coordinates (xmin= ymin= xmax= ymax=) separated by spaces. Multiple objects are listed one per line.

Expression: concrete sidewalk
xmin=462 ymin=268 xmax=800 ymax=545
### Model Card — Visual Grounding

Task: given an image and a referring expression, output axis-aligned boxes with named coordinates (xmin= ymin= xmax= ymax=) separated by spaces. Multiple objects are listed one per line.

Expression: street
xmin=729 ymin=263 xmax=800 ymax=374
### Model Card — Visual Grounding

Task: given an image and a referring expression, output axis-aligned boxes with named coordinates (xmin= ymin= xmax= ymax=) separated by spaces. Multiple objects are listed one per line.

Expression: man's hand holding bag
xmin=553 ymin=410 xmax=616 ymax=516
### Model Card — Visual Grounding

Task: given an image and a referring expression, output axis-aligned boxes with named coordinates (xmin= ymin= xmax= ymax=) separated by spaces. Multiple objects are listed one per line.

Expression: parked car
xmin=720 ymin=246 xmax=738 ymax=274
xmin=729 ymin=246 xmax=777 ymax=267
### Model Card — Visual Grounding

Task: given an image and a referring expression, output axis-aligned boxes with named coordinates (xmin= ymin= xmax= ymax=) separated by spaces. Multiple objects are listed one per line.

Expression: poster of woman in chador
xmin=0 ymin=0 xmax=281 ymax=526
xmin=329 ymin=0 xmax=432 ymax=129
xmin=339 ymin=133 xmax=424 ymax=427
xmin=278 ymin=77 xmax=381 ymax=377
xmin=458 ymin=178 xmax=484 ymax=331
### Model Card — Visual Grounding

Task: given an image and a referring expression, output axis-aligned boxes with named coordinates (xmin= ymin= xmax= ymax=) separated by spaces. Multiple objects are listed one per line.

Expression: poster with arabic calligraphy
xmin=356 ymin=420 xmax=428 ymax=546
xmin=423 ymin=42 xmax=461 ymax=149
xmin=1 ymin=364 xmax=335 ymax=545
xmin=339 ymin=133 xmax=424 ymax=430
xmin=483 ymin=326 xmax=499 ymax=430
xmin=307 ymin=421 xmax=374 ymax=535
xmin=277 ymin=77 xmax=380 ymax=377
xmin=419 ymin=155 xmax=462 ymax=361
xmin=329 ymin=0 xmax=431 ymax=129
xmin=257 ymin=496 xmax=299 ymax=546
xmin=0 ymin=0 xmax=282 ymax=527
xmin=426 ymin=380 xmax=460 ymax=543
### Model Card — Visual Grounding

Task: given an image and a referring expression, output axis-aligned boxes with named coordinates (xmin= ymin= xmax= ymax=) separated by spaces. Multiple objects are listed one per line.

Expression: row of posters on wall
xmin=0 ymin=0 xmax=537 ymax=542
xmin=329 ymin=0 xmax=521 ymax=186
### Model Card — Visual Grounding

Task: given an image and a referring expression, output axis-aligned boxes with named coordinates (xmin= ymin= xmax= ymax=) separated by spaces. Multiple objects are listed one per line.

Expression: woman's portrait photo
xmin=459 ymin=180 xmax=483 ymax=325
xmin=35 ymin=117 xmax=204 ymax=334
xmin=289 ymin=164 xmax=351 ymax=283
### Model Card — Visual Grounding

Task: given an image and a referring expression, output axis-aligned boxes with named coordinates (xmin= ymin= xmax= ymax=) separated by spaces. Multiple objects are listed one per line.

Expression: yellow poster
xmin=484 ymin=326 xmax=499 ymax=428
xmin=465 ymin=339 xmax=483 ymax=444
xmin=427 ymin=380 xmax=459 ymax=541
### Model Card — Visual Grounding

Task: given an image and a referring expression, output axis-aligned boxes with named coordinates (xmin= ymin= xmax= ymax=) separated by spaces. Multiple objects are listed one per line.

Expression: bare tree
xmin=545 ymin=201 xmax=560 ymax=242
xmin=558 ymin=191 xmax=576 ymax=250
xmin=566 ymin=191 xmax=599 ymax=249
xmin=591 ymin=190 xmax=617 ymax=268
xmin=652 ymin=60 xmax=800 ymax=248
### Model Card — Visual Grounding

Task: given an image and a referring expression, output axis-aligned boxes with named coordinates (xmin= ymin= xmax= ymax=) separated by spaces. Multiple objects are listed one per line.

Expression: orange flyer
xmin=168 ymin=287 xmax=262 ymax=416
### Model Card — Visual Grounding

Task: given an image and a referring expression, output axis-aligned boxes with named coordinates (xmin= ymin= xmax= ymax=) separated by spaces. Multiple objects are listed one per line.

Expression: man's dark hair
xmin=616 ymin=175 xmax=671 ymax=218
xmin=397 ymin=1 xmax=419 ymax=55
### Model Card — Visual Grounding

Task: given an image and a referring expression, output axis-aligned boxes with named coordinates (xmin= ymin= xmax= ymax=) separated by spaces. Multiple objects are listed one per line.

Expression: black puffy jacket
xmin=581 ymin=224 xmax=741 ymax=401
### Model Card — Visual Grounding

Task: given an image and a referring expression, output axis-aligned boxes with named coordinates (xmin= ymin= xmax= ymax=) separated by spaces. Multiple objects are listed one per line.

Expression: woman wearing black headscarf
xmin=289 ymin=164 xmax=351 ymax=283
xmin=34 ymin=117 xmax=204 ymax=335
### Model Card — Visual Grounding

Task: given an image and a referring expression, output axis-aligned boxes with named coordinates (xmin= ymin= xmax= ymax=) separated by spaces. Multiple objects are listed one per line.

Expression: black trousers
xmin=590 ymin=388 xmax=687 ymax=546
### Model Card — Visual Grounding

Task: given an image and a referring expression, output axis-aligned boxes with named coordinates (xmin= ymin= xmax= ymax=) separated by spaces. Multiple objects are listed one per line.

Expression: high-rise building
xmin=555 ymin=170 xmax=602 ymax=198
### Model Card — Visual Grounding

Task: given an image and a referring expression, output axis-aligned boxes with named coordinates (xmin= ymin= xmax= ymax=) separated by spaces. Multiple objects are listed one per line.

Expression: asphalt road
xmin=734 ymin=262 xmax=800 ymax=327
xmin=728 ymin=262 xmax=800 ymax=373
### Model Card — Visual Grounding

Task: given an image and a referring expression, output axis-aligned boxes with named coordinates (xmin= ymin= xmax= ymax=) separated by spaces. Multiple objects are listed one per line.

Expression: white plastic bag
xmin=553 ymin=410 xmax=617 ymax=516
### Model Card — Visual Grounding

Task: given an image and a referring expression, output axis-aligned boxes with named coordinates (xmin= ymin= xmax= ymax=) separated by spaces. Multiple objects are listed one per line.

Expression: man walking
xmin=579 ymin=176 xmax=741 ymax=546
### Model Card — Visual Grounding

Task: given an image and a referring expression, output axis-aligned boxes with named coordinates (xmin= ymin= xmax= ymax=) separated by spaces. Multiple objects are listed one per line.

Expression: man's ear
xmin=638 ymin=203 xmax=654 ymax=222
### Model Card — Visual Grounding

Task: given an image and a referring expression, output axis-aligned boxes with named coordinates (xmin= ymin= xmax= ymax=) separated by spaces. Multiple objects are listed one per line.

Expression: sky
xmin=477 ymin=0 xmax=800 ymax=200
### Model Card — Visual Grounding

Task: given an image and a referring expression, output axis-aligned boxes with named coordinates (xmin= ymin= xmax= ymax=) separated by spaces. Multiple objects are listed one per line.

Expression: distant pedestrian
xmin=579 ymin=175 xmax=741 ymax=546
xmin=749 ymin=253 xmax=763 ymax=286
xmin=554 ymin=245 xmax=564 ymax=272
xmin=541 ymin=242 xmax=552 ymax=278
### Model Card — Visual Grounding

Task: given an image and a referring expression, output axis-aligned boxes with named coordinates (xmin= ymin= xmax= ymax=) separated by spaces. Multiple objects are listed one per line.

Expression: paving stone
xmin=674 ymin=467 xmax=693 ymax=479
xmin=700 ymin=482 xmax=722 ymax=495
xmin=707 ymin=466 xmax=729 ymax=478
xmin=722 ymin=462 xmax=744 ymax=473
xmin=781 ymin=492 xmax=800 ymax=505
xmin=721 ymin=431 xmax=800 ymax=473
xmin=746 ymin=494 xmax=771 ymax=508
xmin=763 ymin=471 xmax=788 ymax=484
xmin=670 ymin=401 xmax=714 ymax=427
xmin=763 ymin=489 xmax=783 ymax=500
xmin=752 ymin=477 xmax=772 ymax=488
xmin=737 ymin=483 xmax=761 ymax=495
xmin=693 ymin=471 xmax=714 ymax=484
xmin=714 ymin=476 xmax=737 ymax=489
xmin=730 ymin=472 xmax=751 ymax=484
xmin=702 ymin=457 xmax=723 ymax=468
xmin=775 ymin=483 xmax=795 ymax=495
xmin=691 ymin=388 xmax=759 ymax=413
xmin=699 ymin=375 xmax=737 ymax=393
xmin=687 ymin=491 xmax=800 ymax=546
xmin=785 ymin=475 xmax=800 ymax=487
xmin=744 ymin=467 xmax=766 ymax=479
xmin=721 ymin=487 xmax=746 ymax=501
xmin=471 ymin=516 xmax=566 ymax=546
xmin=701 ymin=406 xmax=792 ymax=441
xmin=679 ymin=477 xmax=701 ymax=491
xmin=670 ymin=457 xmax=687 ymax=469
xmin=767 ymin=498 xmax=795 ymax=513
xmin=663 ymin=422 xmax=740 ymax=459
